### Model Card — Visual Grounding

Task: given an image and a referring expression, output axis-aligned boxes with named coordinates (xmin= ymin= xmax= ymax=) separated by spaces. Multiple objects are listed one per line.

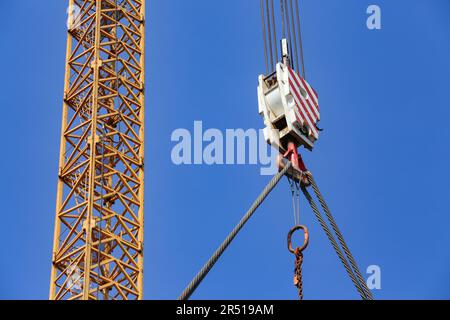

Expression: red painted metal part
xmin=282 ymin=141 xmax=307 ymax=172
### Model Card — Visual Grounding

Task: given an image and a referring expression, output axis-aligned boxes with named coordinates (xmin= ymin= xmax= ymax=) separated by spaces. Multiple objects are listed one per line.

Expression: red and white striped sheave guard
xmin=287 ymin=66 xmax=320 ymax=140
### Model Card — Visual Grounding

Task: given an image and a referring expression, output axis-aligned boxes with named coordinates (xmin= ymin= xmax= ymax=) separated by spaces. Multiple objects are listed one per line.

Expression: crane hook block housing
xmin=258 ymin=63 xmax=320 ymax=152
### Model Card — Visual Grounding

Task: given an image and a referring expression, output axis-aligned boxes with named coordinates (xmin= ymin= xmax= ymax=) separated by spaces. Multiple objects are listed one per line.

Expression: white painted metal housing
xmin=258 ymin=62 xmax=320 ymax=152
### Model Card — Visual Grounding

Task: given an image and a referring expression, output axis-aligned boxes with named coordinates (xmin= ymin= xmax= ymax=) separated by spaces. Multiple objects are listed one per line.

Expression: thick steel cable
xmin=178 ymin=162 xmax=293 ymax=300
xmin=301 ymin=185 xmax=369 ymax=300
xmin=294 ymin=0 xmax=306 ymax=78
xmin=283 ymin=0 xmax=294 ymax=69
xmin=260 ymin=0 xmax=269 ymax=74
xmin=270 ymin=0 xmax=278 ymax=63
xmin=265 ymin=0 xmax=274 ymax=72
xmin=280 ymin=0 xmax=286 ymax=39
xmin=289 ymin=0 xmax=300 ymax=73
xmin=306 ymin=174 xmax=374 ymax=300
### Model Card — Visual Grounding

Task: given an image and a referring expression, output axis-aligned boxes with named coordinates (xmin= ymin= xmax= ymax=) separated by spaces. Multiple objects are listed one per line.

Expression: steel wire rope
xmin=289 ymin=0 xmax=300 ymax=73
xmin=300 ymin=184 xmax=369 ymax=300
xmin=280 ymin=0 xmax=286 ymax=39
xmin=178 ymin=162 xmax=293 ymax=300
xmin=294 ymin=0 xmax=306 ymax=78
xmin=260 ymin=0 xmax=269 ymax=74
xmin=306 ymin=173 xmax=374 ymax=300
xmin=283 ymin=0 xmax=294 ymax=69
xmin=270 ymin=0 xmax=278 ymax=63
xmin=265 ymin=0 xmax=274 ymax=71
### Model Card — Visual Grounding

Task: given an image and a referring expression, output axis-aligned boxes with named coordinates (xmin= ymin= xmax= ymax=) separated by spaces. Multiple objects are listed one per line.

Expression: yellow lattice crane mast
xmin=50 ymin=0 xmax=145 ymax=300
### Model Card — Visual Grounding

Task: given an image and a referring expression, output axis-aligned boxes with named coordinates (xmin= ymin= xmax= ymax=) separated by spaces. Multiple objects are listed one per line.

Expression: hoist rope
xmin=278 ymin=0 xmax=307 ymax=76
xmin=266 ymin=0 xmax=274 ymax=72
xmin=306 ymin=173 xmax=374 ymax=300
xmin=301 ymin=181 xmax=372 ymax=300
xmin=280 ymin=0 xmax=286 ymax=39
xmin=260 ymin=0 xmax=306 ymax=74
xmin=294 ymin=0 xmax=306 ymax=78
xmin=283 ymin=0 xmax=294 ymax=69
xmin=289 ymin=0 xmax=299 ymax=74
xmin=270 ymin=0 xmax=278 ymax=63
xmin=178 ymin=162 xmax=293 ymax=300
xmin=261 ymin=0 xmax=278 ymax=73
xmin=260 ymin=0 xmax=269 ymax=74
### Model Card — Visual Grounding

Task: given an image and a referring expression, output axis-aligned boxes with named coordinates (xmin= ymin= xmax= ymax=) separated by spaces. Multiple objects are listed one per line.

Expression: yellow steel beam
xmin=50 ymin=0 xmax=145 ymax=300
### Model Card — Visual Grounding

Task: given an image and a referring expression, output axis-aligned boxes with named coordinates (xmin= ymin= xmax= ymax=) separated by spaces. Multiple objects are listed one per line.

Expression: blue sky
xmin=0 ymin=0 xmax=449 ymax=299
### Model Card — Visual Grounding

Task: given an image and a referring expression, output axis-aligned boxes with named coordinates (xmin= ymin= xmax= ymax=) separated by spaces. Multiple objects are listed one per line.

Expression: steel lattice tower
xmin=50 ymin=0 xmax=145 ymax=300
